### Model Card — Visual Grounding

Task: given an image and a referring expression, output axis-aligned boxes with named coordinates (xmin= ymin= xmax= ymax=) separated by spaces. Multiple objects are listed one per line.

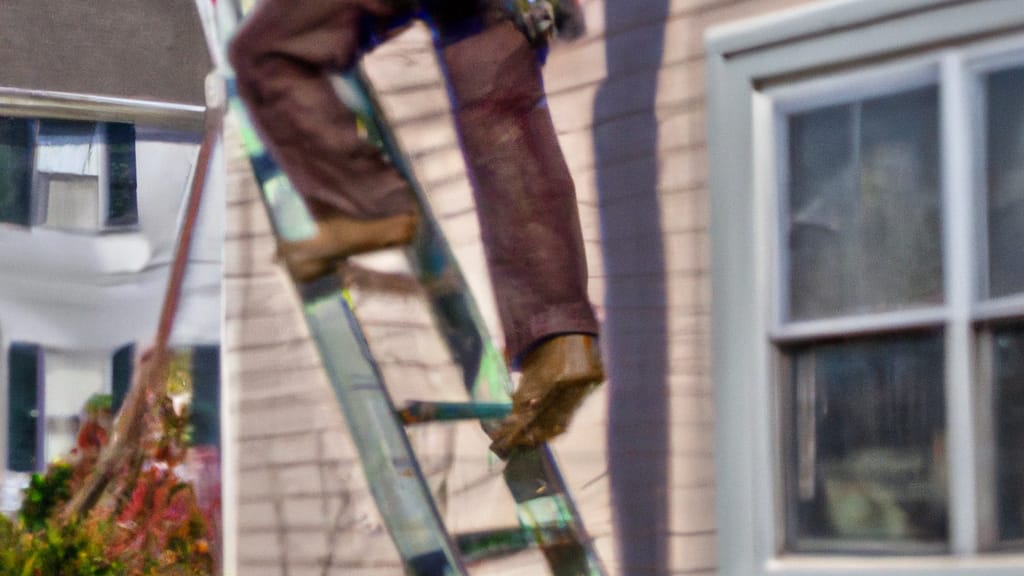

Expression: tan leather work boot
xmin=489 ymin=334 xmax=604 ymax=458
xmin=277 ymin=212 xmax=418 ymax=283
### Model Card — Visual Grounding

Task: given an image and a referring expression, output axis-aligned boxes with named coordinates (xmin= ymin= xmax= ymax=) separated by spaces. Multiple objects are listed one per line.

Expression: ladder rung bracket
xmin=502 ymin=447 xmax=604 ymax=574
xmin=399 ymin=401 xmax=512 ymax=425
xmin=515 ymin=493 xmax=574 ymax=533
xmin=455 ymin=524 xmax=579 ymax=565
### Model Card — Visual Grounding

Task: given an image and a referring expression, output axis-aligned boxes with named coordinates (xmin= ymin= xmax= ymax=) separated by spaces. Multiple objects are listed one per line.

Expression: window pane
xmin=106 ymin=122 xmax=138 ymax=227
xmin=986 ymin=66 xmax=1024 ymax=297
xmin=787 ymin=87 xmax=943 ymax=320
xmin=35 ymin=119 xmax=100 ymax=176
xmin=993 ymin=324 xmax=1024 ymax=541
xmin=0 ymin=117 xmax=34 ymax=226
xmin=784 ymin=332 xmax=947 ymax=551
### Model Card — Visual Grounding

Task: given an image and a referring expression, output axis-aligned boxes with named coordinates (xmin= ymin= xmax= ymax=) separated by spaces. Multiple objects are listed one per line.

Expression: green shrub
xmin=19 ymin=462 xmax=74 ymax=532
xmin=0 ymin=389 xmax=216 ymax=575
xmin=0 ymin=514 xmax=124 ymax=576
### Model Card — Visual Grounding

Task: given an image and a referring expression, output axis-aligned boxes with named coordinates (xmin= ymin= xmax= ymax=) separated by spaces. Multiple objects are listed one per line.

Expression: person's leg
xmin=438 ymin=18 xmax=597 ymax=361
xmin=229 ymin=0 xmax=419 ymax=281
xmin=436 ymin=16 xmax=603 ymax=455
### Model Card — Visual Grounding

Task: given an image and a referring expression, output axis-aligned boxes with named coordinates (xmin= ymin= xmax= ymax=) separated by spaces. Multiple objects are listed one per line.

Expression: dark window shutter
xmin=105 ymin=123 xmax=138 ymax=227
xmin=7 ymin=343 xmax=40 ymax=472
xmin=189 ymin=346 xmax=220 ymax=447
xmin=0 ymin=118 xmax=34 ymax=227
xmin=111 ymin=344 xmax=134 ymax=415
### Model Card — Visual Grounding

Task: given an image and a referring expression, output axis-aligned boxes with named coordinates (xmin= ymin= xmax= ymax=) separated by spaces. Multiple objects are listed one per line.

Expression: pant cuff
xmin=506 ymin=302 xmax=600 ymax=367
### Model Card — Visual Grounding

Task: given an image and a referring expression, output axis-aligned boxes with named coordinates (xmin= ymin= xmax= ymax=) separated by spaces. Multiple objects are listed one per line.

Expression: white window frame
xmin=0 ymin=88 xmax=206 ymax=233
xmin=33 ymin=120 xmax=115 ymax=233
xmin=706 ymin=1 xmax=1024 ymax=575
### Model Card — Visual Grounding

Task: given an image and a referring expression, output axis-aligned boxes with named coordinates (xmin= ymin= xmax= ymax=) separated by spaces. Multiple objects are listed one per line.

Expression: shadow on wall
xmin=595 ymin=0 xmax=671 ymax=573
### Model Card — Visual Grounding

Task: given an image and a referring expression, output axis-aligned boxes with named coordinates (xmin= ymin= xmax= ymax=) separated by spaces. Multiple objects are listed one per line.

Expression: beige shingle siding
xmin=227 ymin=1 xmax=817 ymax=574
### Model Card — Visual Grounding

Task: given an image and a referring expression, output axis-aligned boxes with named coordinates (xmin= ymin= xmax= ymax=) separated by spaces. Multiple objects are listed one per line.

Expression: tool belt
xmin=510 ymin=0 xmax=585 ymax=46
xmin=382 ymin=0 xmax=585 ymax=48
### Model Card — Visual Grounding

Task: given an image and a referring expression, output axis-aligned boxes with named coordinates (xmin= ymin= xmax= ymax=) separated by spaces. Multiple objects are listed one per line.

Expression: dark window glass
xmin=7 ymin=344 xmax=40 ymax=472
xmin=190 ymin=346 xmax=220 ymax=447
xmin=37 ymin=118 xmax=94 ymax=141
xmin=0 ymin=117 xmax=34 ymax=226
xmin=784 ymin=332 xmax=948 ymax=552
xmin=985 ymin=66 xmax=1024 ymax=298
xmin=111 ymin=344 xmax=134 ymax=415
xmin=105 ymin=122 xmax=138 ymax=227
xmin=993 ymin=324 xmax=1024 ymax=541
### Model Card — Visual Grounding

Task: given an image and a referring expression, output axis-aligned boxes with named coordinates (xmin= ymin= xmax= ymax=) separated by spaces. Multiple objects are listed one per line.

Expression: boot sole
xmin=489 ymin=375 xmax=601 ymax=459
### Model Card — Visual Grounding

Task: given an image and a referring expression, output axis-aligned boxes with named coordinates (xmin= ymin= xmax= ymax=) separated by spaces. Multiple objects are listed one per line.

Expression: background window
xmin=5 ymin=343 xmax=218 ymax=477
xmin=707 ymin=1 xmax=1024 ymax=573
xmin=0 ymin=117 xmax=137 ymax=231
xmin=776 ymin=57 xmax=1024 ymax=556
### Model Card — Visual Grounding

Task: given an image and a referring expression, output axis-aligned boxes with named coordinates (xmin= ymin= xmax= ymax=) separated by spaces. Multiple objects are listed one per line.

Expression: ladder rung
xmin=398 ymin=401 xmax=512 ymax=424
xmin=455 ymin=524 xmax=579 ymax=564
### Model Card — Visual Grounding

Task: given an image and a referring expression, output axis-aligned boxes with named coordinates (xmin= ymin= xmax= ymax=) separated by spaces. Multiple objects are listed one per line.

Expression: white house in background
xmin=0 ymin=0 xmax=222 ymax=513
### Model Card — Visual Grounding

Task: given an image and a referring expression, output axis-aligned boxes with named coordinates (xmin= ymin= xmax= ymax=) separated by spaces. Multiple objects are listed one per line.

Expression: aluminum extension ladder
xmin=211 ymin=1 xmax=606 ymax=573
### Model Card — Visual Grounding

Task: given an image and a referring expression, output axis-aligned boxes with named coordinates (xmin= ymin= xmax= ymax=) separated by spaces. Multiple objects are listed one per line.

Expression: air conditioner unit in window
xmin=39 ymin=173 xmax=101 ymax=231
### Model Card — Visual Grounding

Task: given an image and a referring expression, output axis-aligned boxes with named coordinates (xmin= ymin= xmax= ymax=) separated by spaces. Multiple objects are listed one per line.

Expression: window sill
xmin=767 ymin=553 xmax=1024 ymax=576
xmin=0 ymin=225 xmax=151 ymax=278
xmin=0 ymin=222 xmax=141 ymax=236
xmin=36 ymin=223 xmax=142 ymax=237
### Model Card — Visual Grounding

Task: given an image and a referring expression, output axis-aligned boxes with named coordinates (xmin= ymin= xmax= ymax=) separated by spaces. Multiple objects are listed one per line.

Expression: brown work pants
xmin=229 ymin=0 xmax=598 ymax=362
